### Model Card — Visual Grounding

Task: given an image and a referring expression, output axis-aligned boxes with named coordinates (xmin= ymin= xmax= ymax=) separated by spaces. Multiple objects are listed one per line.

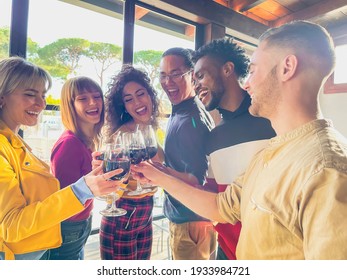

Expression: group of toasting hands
xmin=93 ymin=124 xmax=159 ymax=217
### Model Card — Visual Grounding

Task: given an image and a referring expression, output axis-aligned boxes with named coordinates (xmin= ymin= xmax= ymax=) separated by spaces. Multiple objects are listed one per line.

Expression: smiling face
xmin=122 ymin=81 xmax=153 ymax=124
xmin=1 ymin=81 xmax=47 ymax=133
xmin=193 ymin=55 xmax=225 ymax=111
xmin=73 ymin=90 xmax=103 ymax=128
xmin=159 ymin=55 xmax=195 ymax=105
xmin=244 ymin=43 xmax=281 ymax=119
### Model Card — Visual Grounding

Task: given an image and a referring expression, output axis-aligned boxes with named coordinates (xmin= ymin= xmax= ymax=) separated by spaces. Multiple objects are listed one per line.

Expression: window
xmin=27 ymin=0 xmax=123 ymax=94
xmin=0 ymin=0 xmax=11 ymax=59
xmin=324 ymin=44 xmax=347 ymax=94
xmin=134 ymin=4 xmax=196 ymax=118
xmin=134 ymin=4 xmax=196 ymax=215
xmin=25 ymin=0 xmax=125 ymax=231
xmin=24 ymin=0 xmax=124 ymax=163
xmin=4 ymin=0 xmax=195 ymax=241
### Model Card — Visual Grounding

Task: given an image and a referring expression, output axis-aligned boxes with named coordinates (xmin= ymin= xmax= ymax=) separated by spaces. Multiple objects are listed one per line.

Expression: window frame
xmin=324 ymin=40 xmax=347 ymax=94
xmin=324 ymin=73 xmax=347 ymax=94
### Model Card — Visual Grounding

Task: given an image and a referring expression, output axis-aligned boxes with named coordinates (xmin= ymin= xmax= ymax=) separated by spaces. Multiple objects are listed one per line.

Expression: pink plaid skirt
xmin=99 ymin=196 xmax=154 ymax=260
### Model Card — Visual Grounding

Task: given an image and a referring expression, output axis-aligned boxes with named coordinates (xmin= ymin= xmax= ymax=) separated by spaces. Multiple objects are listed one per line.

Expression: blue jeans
xmin=48 ymin=215 xmax=92 ymax=260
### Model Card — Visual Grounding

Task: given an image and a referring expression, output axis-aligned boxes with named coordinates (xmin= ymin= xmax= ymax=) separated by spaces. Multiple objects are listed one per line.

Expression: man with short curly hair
xmin=192 ymin=38 xmax=275 ymax=260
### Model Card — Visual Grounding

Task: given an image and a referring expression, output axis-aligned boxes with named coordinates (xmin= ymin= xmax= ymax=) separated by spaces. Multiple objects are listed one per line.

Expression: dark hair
xmin=259 ymin=20 xmax=335 ymax=77
xmin=192 ymin=37 xmax=249 ymax=79
xmin=105 ymin=64 xmax=160 ymax=137
xmin=161 ymin=47 xmax=194 ymax=69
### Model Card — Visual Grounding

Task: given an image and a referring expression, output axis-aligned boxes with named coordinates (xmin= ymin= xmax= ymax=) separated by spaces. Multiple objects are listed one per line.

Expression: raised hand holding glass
xmin=99 ymin=139 xmax=129 ymax=217
xmin=123 ymin=130 xmax=152 ymax=196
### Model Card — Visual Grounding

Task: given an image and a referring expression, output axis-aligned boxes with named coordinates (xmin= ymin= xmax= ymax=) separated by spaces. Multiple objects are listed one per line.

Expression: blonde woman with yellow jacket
xmin=0 ymin=57 xmax=123 ymax=260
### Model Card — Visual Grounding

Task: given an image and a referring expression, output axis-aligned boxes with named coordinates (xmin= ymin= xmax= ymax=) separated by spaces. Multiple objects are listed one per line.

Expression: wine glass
xmin=96 ymin=135 xmax=106 ymax=160
xmin=139 ymin=124 xmax=158 ymax=161
xmin=94 ymin=136 xmax=108 ymax=201
xmin=95 ymin=135 xmax=114 ymax=201
xmin=99 ymin=140 xmax=129 ymax=217
xmin=123 ymin=130 xmax=151 ymax=196
xmin=138 ymin=124 xmax=158 ymax=188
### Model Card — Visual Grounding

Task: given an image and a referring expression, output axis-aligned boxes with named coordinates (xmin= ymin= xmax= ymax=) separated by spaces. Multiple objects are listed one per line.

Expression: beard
xmin=205 ymin=91 xmax=222 ymax=111
xmin=204 ymin=84 xmax=225 ymax=111
xmin=249 ymin=65 xmax=280 ymax=118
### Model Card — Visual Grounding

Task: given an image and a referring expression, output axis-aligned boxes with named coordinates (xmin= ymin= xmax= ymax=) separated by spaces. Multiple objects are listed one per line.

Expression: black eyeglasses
xmin=159 ymin=70 xmax=192 ymax=83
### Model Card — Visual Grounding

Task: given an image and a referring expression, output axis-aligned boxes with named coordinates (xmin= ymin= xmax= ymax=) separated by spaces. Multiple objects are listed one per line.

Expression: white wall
xmin=319 ymin=90 xmax=347 ymax=138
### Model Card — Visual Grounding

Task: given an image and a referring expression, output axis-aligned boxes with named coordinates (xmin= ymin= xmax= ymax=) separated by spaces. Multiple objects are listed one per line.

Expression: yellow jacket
xmin=0 ymin=121 xmax=84 ymax=260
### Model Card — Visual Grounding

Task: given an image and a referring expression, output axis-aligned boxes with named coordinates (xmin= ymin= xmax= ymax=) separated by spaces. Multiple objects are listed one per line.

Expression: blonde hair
xmin=60 ymin=76 xmax=104 ymax=149
xmin=0 ymin=56 xmax=52 ymax=102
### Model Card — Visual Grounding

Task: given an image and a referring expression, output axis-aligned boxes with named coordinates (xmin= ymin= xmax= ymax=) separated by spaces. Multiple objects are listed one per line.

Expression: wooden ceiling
xmin=74 ymin=0 xmax=347 ymax=46
xmin=141 ymin=0 xmax=347 ymax=45
xmin=213 ymin=0 xmax=347 ymax=29
xmin=214 ymin=0 xmax=347 ymax=44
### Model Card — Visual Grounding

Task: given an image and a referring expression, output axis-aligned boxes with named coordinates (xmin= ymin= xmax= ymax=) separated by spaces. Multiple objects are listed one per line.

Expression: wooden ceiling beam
xmin=185 ymin=25 xmax=195 ymax=37
xmin=213 ymin=0 xmax=231 ymax=8
xmin=230 ymin=0 xmax=266 ymax=12
xmin=272 ymin=0 xmax=347 ymax=27
xmin=135 ymin=6 xmax=149 ymax=20
xmin=140 ymin=0 xmax=268 ymax=42
xmin=242 ymin=10 xmax=269 ymax=26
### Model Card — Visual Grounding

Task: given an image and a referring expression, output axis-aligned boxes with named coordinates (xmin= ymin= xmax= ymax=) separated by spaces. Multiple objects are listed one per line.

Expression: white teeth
xmin=168 ymin=89 xmax=177 ymax=92
xmin=136 ymin=106 xmax=146 ymax=113
xmin=86 ymin=109 xmax=98 ymax=113
xmin=27 ymin=111 xmax=39 ymax=115
xmin=199 ymin=91 xmax=208 ymax=99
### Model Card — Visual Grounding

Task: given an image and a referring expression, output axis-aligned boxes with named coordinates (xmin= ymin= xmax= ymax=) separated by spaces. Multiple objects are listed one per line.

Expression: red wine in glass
xmin=139 ymin=124 xmax=158 ymax=161
xmin=129 ymin=147 xmax=147 ymax=164
xmin=123 ymin=130 xmax=152 ymax=196
xmin=103 ymin=158 xmax=130 ymax=180
xmin=99 ymin=139 xmax=128 ymax=217
xmin=96 ymin=153 xmax=104 ymax=160
xmin=145 ymin=146 xmax=158 ymax=160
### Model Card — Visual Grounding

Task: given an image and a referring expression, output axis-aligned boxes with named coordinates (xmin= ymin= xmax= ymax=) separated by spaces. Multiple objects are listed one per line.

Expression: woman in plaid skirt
xmin=98 ymin=64 xmax=164 ymax=260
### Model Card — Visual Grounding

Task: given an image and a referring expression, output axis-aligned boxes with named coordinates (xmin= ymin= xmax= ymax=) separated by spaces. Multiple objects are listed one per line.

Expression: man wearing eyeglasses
xmin=159 ymin=47 xmax=216 ymax=260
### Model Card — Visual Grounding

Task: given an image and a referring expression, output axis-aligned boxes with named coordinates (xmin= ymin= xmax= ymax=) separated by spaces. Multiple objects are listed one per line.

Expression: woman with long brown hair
xmin=99 ymin=64 xmax=164 ymax=260
xmin=49 ymin=76 xmax=105 ymax=260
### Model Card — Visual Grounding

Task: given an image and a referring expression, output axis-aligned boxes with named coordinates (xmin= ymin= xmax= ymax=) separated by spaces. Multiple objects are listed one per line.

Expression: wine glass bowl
xmin=138 ymin=124 xmax=158 ymax=189
xmin=99 ymin=139 xmax=129 ymax=217
xmin=123 ymin=129 xmax=152 ymax=196
xmin=102 ymin=145 xmax=130 ymax=181
xmin=96 ymin=136 xmax=106 ymax=160
xmin=139 ymin=124 xmax=158 ymax=160
xmin=95 ymin=153 xmax=105 ymax=160
xmin=145 ymin=146 xmax=158 ymax=160
xmin=129 ymin=147 xmax=147 ymax=164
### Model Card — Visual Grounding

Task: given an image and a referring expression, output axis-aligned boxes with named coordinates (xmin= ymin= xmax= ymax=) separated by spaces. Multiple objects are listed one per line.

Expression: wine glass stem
xmin=136 ymin=180 xmax=143 ymax=191
xmin=108 ymin=193 xmax=118 ymax=211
